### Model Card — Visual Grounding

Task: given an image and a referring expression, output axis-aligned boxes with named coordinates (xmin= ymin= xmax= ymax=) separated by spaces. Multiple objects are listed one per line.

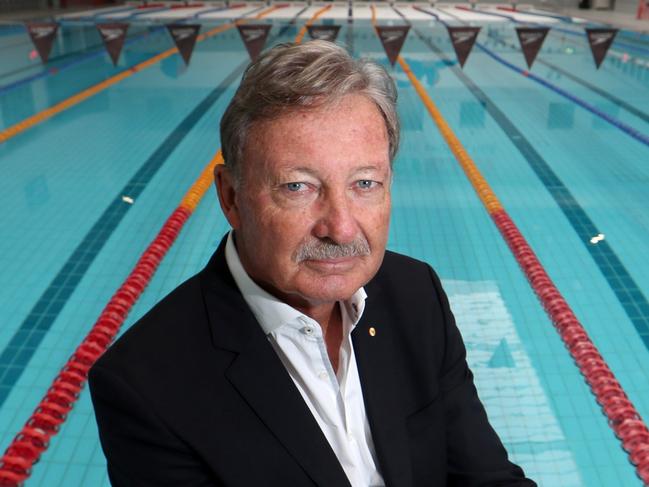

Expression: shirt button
xmin=303 ymin=326 xmax=314 ymax=336
xmin=347 ymin=434 xmax=356 ymax=444
xmin=318 ymin=370 xmax=328 ymax=380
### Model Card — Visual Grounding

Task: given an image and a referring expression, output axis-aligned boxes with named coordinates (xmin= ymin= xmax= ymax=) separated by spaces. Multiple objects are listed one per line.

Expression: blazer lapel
xmin=353 ymin=279 xmax=414 ymax=487
xmin=200 ymin=241 xmax=351 ymax=487
xmin=226 ymin=333 xmax=351 ymax=487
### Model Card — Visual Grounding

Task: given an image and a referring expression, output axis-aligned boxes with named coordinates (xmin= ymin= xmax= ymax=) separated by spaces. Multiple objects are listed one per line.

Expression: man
xmin=89 ymin=40 xmax=535 ymax=486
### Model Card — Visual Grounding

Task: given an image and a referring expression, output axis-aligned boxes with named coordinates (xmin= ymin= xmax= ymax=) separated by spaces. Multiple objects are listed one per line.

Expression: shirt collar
xmin=224 ymin=231 xmax=367 ymax=335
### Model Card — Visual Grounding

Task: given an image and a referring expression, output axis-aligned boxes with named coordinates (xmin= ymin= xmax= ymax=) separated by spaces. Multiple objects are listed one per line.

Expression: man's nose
xmin=312 ymin=191 xmax=359 ymax=244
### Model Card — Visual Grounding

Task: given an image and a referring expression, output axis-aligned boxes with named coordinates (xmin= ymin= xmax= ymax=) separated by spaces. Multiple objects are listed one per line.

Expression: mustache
xmin=294 ymin=237 xmax=371 ymax=262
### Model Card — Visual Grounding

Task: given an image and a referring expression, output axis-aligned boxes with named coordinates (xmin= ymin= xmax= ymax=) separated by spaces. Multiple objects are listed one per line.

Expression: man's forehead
xmin=239 ymin=94 xmax=391 ymax=178
xmin=251 ymin=95 xmax=387 ymax=135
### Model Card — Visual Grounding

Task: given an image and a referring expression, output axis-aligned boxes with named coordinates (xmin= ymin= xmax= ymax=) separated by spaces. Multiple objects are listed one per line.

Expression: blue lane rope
xmin=504 ymin=6 xmax=649 ymax=45
xmin=487 ymin=30 xmax=649 ymax=125
xmin=395 ymin=8 xmax=649 ymax=372
xmin=463 ymin=5 xmax=649 ymax=57
xmin=475 ymin=43 xmax=649 ymax=147
xmin=414 ymin=6 xmax=649 ymax=148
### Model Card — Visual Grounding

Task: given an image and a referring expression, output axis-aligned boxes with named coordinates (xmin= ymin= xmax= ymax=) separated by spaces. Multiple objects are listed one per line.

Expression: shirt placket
xmin=300 ymin=315 xmax=363 ymax=484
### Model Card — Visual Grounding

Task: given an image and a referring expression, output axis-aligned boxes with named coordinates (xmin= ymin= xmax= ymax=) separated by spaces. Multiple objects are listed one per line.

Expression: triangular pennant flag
xmin=26 ymin=22 xmax=58 ymax=63
xmin=447 ymin=26 xmax=480 ymax=68
xmin=237 ymin=24 xmax=272 ymax=62
xmin=375 ymin=25 xmax=410 ymax=66
xmin=307 ymin=25 xmax=341 ymax=42
xmin=167 ymin=24 xmax=201 ymax=66
xmin=585 ymin=28 xmax=618 ymax=69
xmin=97 ymin=23 xmax=129 ymax=66
xmin=515 ymin=27 xmax=548 ymax=69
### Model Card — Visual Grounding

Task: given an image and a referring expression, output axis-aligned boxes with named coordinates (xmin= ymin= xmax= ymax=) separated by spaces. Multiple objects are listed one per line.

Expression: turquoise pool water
xmin=1 ymin=6 xmax=649 ymax=486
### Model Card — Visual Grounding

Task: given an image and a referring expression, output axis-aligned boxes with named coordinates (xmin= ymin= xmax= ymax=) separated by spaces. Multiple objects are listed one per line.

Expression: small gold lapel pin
xmin=369 ymin=327 xmax=376 ymax=337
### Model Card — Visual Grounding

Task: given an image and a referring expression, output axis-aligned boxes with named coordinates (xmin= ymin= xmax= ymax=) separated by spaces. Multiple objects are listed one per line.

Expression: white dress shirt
xmin=224 ymin=232 xmax=385 ymax=487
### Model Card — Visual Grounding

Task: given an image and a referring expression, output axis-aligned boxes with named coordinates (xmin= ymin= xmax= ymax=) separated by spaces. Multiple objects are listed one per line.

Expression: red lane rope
xmin=395 ymin=40 xmax=649 ymax=483
xmin=0 ymin=207 xmax=190 ymax=486
xmin=492 ymin=209 xmax=649 ymax=484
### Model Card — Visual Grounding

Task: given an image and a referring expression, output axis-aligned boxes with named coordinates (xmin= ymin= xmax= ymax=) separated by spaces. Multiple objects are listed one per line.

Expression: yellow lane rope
xmin=370 ymin=5 xmax=502 ymax=214
xmin=397 ymin=57 xmax=503 ymax=213
xmin=0 ymin=5 xmax=281 ymax=145
xmin=180 ymin=150 xmax=224 ymax=211
xmin=294 ymin=4 xmax=332 ymax=44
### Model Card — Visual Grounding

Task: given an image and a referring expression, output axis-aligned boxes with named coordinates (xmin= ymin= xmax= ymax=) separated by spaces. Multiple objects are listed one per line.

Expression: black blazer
xmin=89 ymin=238 xmax=535 ymax=486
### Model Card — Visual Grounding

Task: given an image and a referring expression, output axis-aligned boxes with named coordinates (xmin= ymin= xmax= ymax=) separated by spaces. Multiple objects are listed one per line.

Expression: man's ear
xmin=214 ymin=165 xmax=241 ymax=229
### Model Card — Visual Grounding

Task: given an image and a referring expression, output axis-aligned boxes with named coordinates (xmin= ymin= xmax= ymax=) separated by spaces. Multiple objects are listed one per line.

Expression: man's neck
xmin=294 ymin=301 xmax=339 ymax=336
xmin=296 ymin=302 xmax=343 ymax=374
xmin=229 ymin=231 xmax=348 ymax=371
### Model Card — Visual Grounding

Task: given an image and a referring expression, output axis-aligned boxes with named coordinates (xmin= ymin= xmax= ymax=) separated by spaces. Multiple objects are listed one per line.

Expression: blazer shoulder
xmin=367 ymin=249 xmax=448 ymax=337
xmin=382 ymin=249 xmax=431 ymax=270
xmin=376 ymin=250 xmax=440 ymax=293
xmin=93 ymin=273 xmax=207 ymax=374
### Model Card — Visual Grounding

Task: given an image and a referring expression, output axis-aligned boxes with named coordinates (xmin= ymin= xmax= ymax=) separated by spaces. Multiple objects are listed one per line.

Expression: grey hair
xmin=219 ymin=40 xmax=399 ymax=179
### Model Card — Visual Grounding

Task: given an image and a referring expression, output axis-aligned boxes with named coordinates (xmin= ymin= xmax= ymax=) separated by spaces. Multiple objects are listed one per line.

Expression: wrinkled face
xmin=216 ymin=94 xmax=392 ymax=309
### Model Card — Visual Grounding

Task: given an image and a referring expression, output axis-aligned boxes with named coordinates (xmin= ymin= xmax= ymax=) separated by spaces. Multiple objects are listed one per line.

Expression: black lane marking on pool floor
xmin=0 ymin=17 xmax=307 ymax=408
xmin=0 ymin=63 xmax=247 ymax=407
xmin=410 ymin=27 xmax=649 ymax=350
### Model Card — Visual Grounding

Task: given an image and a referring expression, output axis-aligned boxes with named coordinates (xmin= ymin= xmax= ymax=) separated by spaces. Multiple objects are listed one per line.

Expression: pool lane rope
xmin=454 ymin=4 xmax=649 ymax=57
xmin=0 ymin=14 xmax=323 ymax=486
xmin=0 ymin=4 xmax=284 ymax=146
xmin=0 ymin=150 xmax=221 ymax=487
xmin=371 ymin=5 xmax=649 ymax=484
xmin=473 ymin=44 xmax=649 ymax=147
xmin=294 ymin=4 xmax=332 ymax=44
xmin=413 ymin=6 xmax=649 ymax=149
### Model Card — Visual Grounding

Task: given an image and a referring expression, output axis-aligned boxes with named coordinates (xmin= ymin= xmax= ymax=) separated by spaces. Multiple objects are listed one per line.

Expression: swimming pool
xmin=1 ymin=2 xmax=649 ymax=485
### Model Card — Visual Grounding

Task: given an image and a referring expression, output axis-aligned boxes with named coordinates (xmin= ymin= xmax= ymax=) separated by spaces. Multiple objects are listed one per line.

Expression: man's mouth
xmin=303 ymin=256 xmax=359 ymax=270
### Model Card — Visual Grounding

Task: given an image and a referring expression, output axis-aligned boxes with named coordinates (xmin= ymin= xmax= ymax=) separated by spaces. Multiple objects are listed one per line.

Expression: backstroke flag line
xmin=375 ymin=25 xmax=410 ymax=66
xmin=237 ymin=24 xmax=272 ymax=62
xmin=515 ymin=27 xmax=549 ymax=69
xmin=447 ymin=26 xmax=481 ymax=68
xmin=97 ymin=23 xmax=129 ymax=66
xmin=26 ymin=22 xmax=58 ymax=63
xmin=167 ymin=24 xmax=201 ymax=66
xmin=585 ymin=28 xmax=618 ymax=69
xmin=307 ymin=25 xmax=341 ymax=42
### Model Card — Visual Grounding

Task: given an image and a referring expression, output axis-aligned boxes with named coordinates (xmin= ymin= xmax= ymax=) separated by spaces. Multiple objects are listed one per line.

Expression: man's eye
xmin=285 ymin=182 xmax=305 ymax=192
xmin=356 ymin=180 xmax=376 ymax=190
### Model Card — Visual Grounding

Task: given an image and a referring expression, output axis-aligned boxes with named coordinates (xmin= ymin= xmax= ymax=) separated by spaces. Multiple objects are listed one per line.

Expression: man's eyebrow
xmin=352 ymin=165 xmax=384 ymax=174
xmin=277 ymin=165 xmax=386 ymax=178
xmin=282 ymin=166 xmax=320 ymax=177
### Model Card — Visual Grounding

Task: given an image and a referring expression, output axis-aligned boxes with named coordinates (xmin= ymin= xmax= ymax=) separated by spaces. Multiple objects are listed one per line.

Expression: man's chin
xmin=296 ymin=275 xmax=365 ymax=304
